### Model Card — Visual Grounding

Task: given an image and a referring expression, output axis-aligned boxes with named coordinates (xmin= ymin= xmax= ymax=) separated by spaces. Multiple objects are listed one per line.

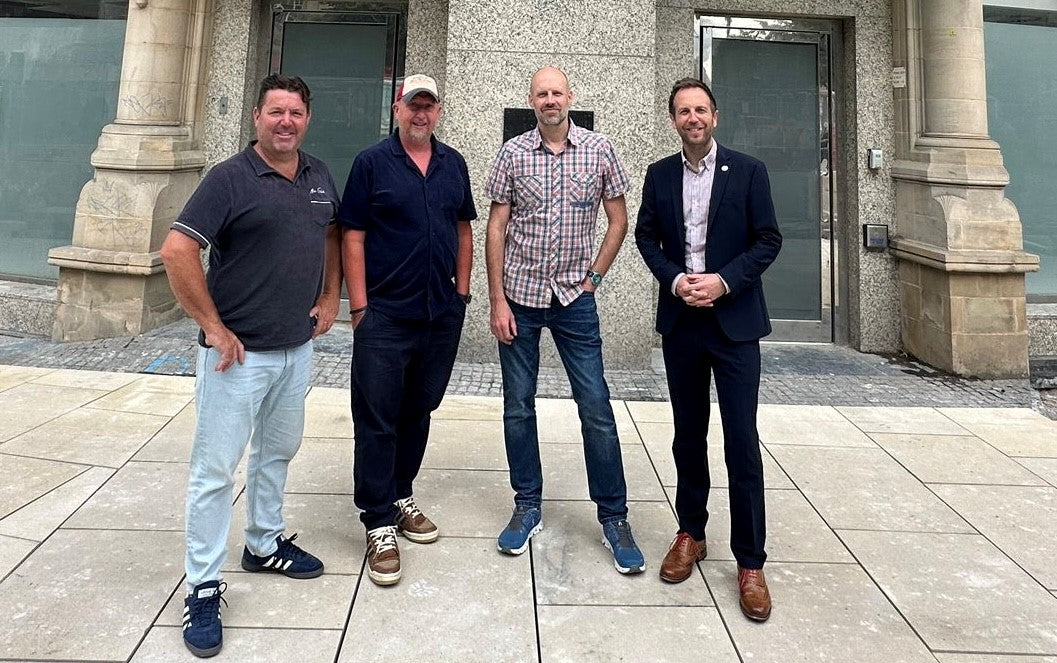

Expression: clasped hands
xmin=676 ymin=273 xmax=725 ymax=307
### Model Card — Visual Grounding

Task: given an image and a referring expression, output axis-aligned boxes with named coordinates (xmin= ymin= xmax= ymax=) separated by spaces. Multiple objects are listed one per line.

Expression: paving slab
xmin=769 ymin=445 xmax=974 ymax=532
xmin=2 ymin=407 xmax=170 ymax=467
xmin=687 ymin=488 xmax=854 ymax=564
xmin=944 ymin=421 xmax=1057 ymax=457
xmin=533 ymin=500 xmax=708 ymax=607
xmin=934 ymin=654 xmax=1057 ymax=662
xmin=421 ymin=419 xmax=508 ymax=470
xmin=65 ymin=461 xmax=190 ymax=531
xmin=285 ymin=437 xmax=354 ymax=494
xmin=626 ymin=400 xmax=720 ymax=423
xmin=838 ymin=529 xmax=1057 ymax=654
xmin=0 ymin=365 xmax=54 ymax=391
xmin=225 ymin=493 xmax=363 ymax=576
xmin=930 ymin=484 xmax=1057 ymax=589
xmin=0 ymin=534 xmax=35 ymax=579
xmin=0 ymin=528 xmax=184 ymax=661
xmin=871 ymin=433 xmax=1046 ymax=485
xmin=160 ymin=571 xmax=355 ymax=629
xmin=835 ymin=406 xmax=972 ymax=435
xmin=1016 ymin=457 xmax=1057 ymax=487
xmin=304 ymin=388 xmax=352 ymax=438
xmin=538 ymin=605 xmax=739 ymax=662
xmin=134 ymin=402 xmax=196 ymax=462
xmin=30 ymin=367 xmax=141 ymax=391
xmin=0 ymin=466 xmax=114 ymax=541
xmin=133 ymin=625 xmax=342 ymax=663
xmin=638 ymin=421 xmax=795 ymax=489
xmin=758 ymin=416 xmax=877 ymax=447
xmin=411 ymin=467 xmax=514 ymax=539
xmin=433 ymin=394 xmax=505 ymax=420
xmin=0 ymin=454 xmax=86 ymax=518
xmin=539 ymin=442 xmax=668 ymax=502
xmin=340 ymin=537 xmax=536 ymax=663
xmin=700 ymin=561 xmax=937 ymax=663
xmin=937 ymin=407 xmax=1053 ymax=426
xmin=0 ymin=382 xmax=108 ymax=442
xmin=87 ymin=375 xmax=194 ymax=416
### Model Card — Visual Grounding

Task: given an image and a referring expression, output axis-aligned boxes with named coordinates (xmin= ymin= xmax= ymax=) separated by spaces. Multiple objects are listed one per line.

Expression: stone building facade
xmin=1 ymin=0 xmax=1054 ymax=378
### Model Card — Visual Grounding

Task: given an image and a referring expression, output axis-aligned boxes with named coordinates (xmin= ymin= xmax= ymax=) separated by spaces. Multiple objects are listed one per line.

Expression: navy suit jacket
xmin=635 ymin=144 xmax=782 ymax=341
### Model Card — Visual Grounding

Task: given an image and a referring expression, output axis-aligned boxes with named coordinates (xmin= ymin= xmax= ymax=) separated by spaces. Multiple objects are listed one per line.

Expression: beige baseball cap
xmin=398 ymin=74 xmax=440 ymax=102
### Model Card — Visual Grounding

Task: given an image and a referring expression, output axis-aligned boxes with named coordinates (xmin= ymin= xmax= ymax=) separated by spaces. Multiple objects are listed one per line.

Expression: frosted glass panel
xmin=984 ymin=19 xmax=1057 ymax=298
xmin=712 ymin=39 xmax=821 ymax=320
xmin=282 ymin=22 xmax=389 ymax=185
xmin=0 ymin=18 xmax=125 ymax=281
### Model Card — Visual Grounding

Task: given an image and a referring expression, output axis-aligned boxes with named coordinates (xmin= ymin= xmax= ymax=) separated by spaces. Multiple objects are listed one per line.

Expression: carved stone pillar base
xmin=897 ymin=259 xmax=1030 ymax=378
xmin=48 ymin=128 xmax=204 ymax=341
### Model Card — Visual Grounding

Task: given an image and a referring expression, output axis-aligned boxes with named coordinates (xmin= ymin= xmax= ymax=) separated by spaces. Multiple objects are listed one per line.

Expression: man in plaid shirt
xmin=484 ymin=66 xmax=645 ymax=574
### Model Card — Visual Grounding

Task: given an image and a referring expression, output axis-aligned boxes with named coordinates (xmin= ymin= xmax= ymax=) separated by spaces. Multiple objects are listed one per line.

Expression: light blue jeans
xmin=184 ymin=341 xmax=312 ymax=590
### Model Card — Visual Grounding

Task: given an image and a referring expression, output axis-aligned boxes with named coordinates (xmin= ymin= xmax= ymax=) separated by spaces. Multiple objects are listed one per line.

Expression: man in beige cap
xmin=338 ymin=74 xmax=476 ymax=586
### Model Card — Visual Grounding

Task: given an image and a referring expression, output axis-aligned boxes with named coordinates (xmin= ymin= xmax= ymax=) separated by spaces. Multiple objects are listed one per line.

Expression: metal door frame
xmin=270 ymin=4 xmax=407 ymax=136
xmin=696 ymin=15 xmax=843 ymax=343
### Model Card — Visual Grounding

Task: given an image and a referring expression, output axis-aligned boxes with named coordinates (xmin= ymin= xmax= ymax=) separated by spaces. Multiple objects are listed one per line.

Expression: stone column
xmin=439 ymin=0 xmax=658 ymax=369
xmin=47 ymin=0 xmax=214 ymax=341
xmin=891 ymin=0 xmax=1038 ymax=377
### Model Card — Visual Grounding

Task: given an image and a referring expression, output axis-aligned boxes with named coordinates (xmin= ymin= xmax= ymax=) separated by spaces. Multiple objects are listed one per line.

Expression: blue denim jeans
xmin=185 ymin=341 xmax=312 ymax=589
xmin=499 ymin=293 xmax=628 ymax=523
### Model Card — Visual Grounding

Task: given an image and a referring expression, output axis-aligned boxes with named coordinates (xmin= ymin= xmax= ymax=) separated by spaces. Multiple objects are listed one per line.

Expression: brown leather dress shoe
xmin=737 ymin=567 xmax=772 ymax=622
xmin=659 ymin=532 xmax=707 ymax=583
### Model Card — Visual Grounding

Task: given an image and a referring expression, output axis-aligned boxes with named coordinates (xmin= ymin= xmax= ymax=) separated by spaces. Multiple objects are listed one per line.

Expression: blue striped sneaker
xmin=240 ymin=533 xmax=324 ymax=579
xmin=602 ymin=519 xmax=646 ymax=574
xmin=183 ymin=580 xmax=226 ymax=658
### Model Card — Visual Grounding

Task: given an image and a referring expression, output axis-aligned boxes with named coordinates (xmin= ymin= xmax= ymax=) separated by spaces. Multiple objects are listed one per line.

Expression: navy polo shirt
xmin=173 ymin=142 xmax=339 ymax=351
xmin=338 ymin=131 xmax=477 ymax=321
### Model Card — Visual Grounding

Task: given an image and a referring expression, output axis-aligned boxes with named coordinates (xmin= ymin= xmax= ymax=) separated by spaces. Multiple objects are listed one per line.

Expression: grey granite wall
xmin=201 ymin=0 xmax=259 ymax=170
xmin=440 ymin=0 xmax=659 ymax=369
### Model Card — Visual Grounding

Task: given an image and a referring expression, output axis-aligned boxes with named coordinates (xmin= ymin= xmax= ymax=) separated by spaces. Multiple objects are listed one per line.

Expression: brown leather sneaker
xmin=366 ymin=526 xmax=401 ymax=586
xmin=737 ymin=566 xmax=772 ymax=622
xmin=659 ymin=532 xmax=707 ymax=583
xmin=395 ymin=496 xmax=439 ymax=543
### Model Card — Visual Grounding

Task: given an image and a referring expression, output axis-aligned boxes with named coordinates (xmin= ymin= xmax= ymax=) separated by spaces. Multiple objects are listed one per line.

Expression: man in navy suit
xmin=635 ymin=78 xmax=781 ymax=621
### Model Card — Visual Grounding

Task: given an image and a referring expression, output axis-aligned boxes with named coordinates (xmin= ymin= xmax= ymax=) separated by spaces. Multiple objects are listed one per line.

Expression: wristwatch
xmin=458 ymin=292 xmax=472 ymax=304
xmin=586 ymin=270 xmax=604 ymax=287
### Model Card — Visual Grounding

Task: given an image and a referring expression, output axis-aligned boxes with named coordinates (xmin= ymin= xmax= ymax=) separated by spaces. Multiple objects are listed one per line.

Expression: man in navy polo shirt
xmin=160 ymin=74 xmax=342 ymax=658
xmin=339 ymin=73 xmax=475 ymax=586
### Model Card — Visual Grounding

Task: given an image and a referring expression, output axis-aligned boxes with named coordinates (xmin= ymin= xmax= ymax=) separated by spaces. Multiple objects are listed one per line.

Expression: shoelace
xmin=396 ymin=497 xmax=424 ymax=520
xmin=367 ymin=526 xmax=398 ymax=554
xmin=609 ymin=520 xmax=636 ymax=548
xmin=739 ymin=568 xmax=764 ymax=590
xmin=275 ymin=533 xmax=309 ymax=562
xmin=187 ymin=582 xmax=228 ymax=625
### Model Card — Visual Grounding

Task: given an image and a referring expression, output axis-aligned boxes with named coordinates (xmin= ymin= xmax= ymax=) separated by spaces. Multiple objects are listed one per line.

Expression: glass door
xmin=698 ymin=16 xmax=839 ymax=342
xmin=270 ymin=7 xmax=405 ymax=184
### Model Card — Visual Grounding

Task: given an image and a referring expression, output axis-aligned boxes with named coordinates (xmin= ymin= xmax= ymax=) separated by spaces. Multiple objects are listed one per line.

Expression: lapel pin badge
xmin=721 ymin=165 xmax=729 ymax=172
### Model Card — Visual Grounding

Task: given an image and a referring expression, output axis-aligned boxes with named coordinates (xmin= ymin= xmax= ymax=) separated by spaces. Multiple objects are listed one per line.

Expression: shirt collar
xmin=528 ymin=118 xmax=582 ymax=151
xmin=681 ymin=139 xmax=718 ymax=174
xmin=245 ymin=141 xmax=310 ymax=179
xmin=388 ymin=130 xmax=447 ymax=158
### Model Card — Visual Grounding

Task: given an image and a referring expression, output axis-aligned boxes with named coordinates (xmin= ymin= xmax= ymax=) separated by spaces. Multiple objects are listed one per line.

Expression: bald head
xmin=529 ymin=66 xmax=570 ymax=96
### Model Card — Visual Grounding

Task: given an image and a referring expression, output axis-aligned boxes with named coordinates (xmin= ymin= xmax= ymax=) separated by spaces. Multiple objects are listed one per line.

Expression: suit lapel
xmin=669 ymin=156 xmax=686 ymax=247
xmin=706 ymin=144 xmax=731 ymax=237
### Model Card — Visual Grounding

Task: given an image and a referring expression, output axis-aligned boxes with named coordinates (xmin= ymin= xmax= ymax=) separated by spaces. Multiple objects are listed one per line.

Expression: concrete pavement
xmin=1 ymin=363 xmax=1056 ymax=662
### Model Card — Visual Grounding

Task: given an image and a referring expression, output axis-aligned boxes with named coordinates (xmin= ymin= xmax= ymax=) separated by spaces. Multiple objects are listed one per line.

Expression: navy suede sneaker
xmin=183 ymin=580 xmax=226 ymax=658
xmin=602 ymin=519 xmax=646 ymax=574
xmin=240 ymin=533 xmax=324 ymax=579
xmin=497 ymin=505 xmax=542 ymax=555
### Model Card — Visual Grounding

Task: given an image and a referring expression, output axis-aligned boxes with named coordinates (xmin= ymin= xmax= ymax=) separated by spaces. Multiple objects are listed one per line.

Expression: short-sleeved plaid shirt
xmin=484 ymin=121 xmax=630 ymax=308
